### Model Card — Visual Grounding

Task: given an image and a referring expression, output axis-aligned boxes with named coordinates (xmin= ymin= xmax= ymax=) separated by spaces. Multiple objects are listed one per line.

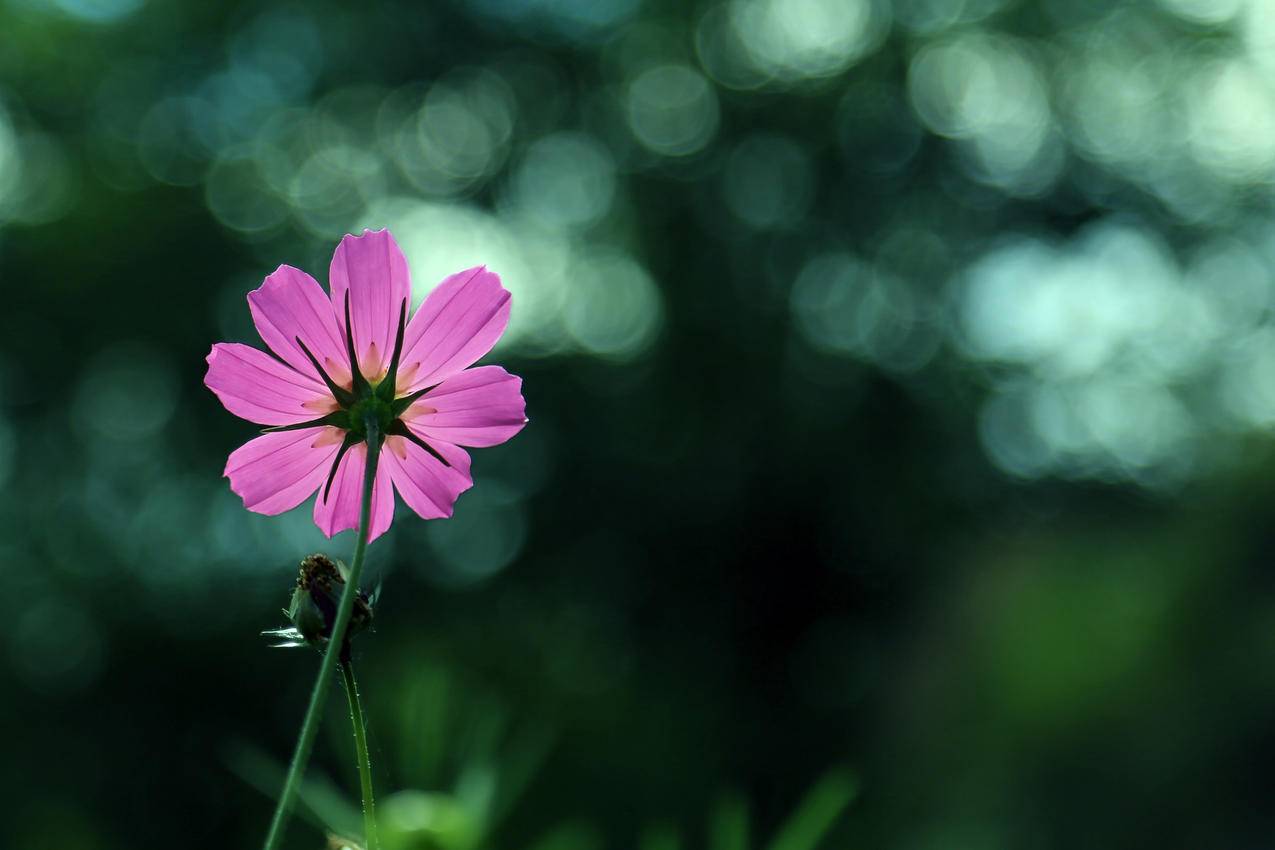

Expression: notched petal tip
xmin=335 ymin=228 xmax=407 ymax=269
xmin=341 ymin=227 xmax=397 ymax=244
xmin=248 ymin=264 xmax=310 ymax=300
xmin=203 ymin=348 xmax=219 ymax=384
xmin=204 ymin=342 xmax=234 ymax=373
xmin=457 ymin=265 xmax=504 ymax=293
xmin=224 ymin=471 xmax=261 ymax=514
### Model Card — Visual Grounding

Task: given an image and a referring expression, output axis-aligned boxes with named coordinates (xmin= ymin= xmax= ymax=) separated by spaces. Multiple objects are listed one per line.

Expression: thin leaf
xmin=710 ymin=792 xmax=749 ymax=850
xmin=765 ymin=767 xmax=858 ymax=850
xmin=640 ymin=822 xmax=682 ymax=850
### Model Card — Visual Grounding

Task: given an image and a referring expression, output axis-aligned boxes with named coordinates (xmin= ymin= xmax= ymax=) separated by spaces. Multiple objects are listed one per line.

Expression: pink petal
xmin=205 ymin=343 xmax=335 ymax=426
xmin=248 ymin=264 xmax=352 ymax=388
xmin=313 ymin=440 xmax=396 ymax=541
xmin=224 ymin=427 xmax=341 ymax=515
xmin=402 ymin=366 xmax=527 ymax=448
xmin=396 ymin=266 xmax=511 ymax=393
xmin=382 ymin=435 xmax=473 ymax=520
xmin=329 ymin=229 xmax=412 ymax=381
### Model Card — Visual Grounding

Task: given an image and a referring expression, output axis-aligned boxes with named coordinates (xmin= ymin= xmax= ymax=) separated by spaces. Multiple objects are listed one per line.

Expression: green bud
xmin=285 ymin=581 xmax=326 ymax=645
xmin=263 ymin=553 xmax=375 ymax=658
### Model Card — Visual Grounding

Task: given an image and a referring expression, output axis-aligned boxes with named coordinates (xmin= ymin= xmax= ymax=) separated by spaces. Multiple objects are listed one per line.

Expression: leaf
xmin=640 ymin=821 xmax=682 ymax=850
xmin=765 ymin=767 xmax=859 ymax=850
xmin=223 ymin=741 xmax=363 ymax=840
xmin=710 ymin=792 xmax=749 ymax=850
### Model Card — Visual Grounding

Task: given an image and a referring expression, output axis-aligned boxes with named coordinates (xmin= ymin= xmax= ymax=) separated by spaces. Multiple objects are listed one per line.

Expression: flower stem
xmin=341 ymin=660 xmax=379 ymax=850
xmin=261 ymin=415 xmax=382 ymax=850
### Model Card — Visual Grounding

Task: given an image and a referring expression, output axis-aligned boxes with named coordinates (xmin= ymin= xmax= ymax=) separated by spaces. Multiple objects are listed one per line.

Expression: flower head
xmin=206 ymin=229 xmax=527 ymax=541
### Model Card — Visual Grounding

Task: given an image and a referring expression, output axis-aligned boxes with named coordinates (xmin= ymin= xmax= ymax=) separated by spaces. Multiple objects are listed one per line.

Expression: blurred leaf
xmin=765 ymin=767 xmax=858 ymax=850
xmin=710 ymin=791 xmax=750 ymax=850
xmin=224 ymin=741 xmax=362 ymax=840
xmin=380 ymin=790 xmax=479 ymax=850
xmin=485 ymin=722 xmax=556 ymax=827
xmin=524 ymin=821 xmax=604 ymax=850
xmin=396 ymin=664 xmax=453 ymax=787
xmin=640 ymin=820 xmax=681 ymax=850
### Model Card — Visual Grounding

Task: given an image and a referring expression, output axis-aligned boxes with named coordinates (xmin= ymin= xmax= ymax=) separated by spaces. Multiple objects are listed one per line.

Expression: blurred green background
xmin=4 ymin=0 xmax=1275 ymax=847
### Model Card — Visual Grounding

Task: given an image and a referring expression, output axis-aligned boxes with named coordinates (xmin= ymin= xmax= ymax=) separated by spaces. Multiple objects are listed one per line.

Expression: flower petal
xmin=403 ymin=366 xmax=527 ymax=448
xmin=224 ymin=427 xmax=341 ymax=515
xmin=382 ymin=435 xmax=473 ymax=520
xmin=397 ymin=266 xmax=511 ymax=392
xmin=313 ymin=441 xmax=396 ymax=541
xmin=329 ymin=229 xmax=412 ymax=381
xmin=205 ymin=343 xmax=334 ymax=425
xmin=248 ymin=264 xmax=352 ymax=388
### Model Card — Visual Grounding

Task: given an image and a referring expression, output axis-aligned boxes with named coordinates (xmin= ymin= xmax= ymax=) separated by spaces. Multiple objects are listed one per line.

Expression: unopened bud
xmin=263 ymin=553 xmax=374 ymax=658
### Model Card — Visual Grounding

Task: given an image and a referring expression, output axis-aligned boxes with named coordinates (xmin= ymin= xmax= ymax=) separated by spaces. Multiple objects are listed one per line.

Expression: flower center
xmin=345 ymin=387 xmax=396 ymax=442
xmin=264 ymin=292 xmax=452 ymax=502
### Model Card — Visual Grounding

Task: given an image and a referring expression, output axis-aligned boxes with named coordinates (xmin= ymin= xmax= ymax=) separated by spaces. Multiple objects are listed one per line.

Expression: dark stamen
xmin=391 ymin=382 xmax=440 ymax=417
xmin=377 ymin=299 xmax=409 ymax=403
xmin=323 ymin=432 xmax=361 ymax=503
xmin=296 ymin=337 xmax=355 ymax=407
xmin=388 ymin=419 xmax=451 ymax=467
xmin=344 ymin=291 xmax=371 ymax=395
xmin=260 ymin=410 xmax=350 ymax=434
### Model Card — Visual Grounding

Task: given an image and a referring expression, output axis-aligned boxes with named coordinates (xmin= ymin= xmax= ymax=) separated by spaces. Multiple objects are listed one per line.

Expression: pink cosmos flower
xmin=205 ymin=229 xmax=527 ymax=542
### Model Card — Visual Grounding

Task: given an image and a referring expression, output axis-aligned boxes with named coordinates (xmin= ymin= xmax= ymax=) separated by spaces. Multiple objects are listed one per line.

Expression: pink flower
xmin=205 ymin=229 xmax=527 ymax=541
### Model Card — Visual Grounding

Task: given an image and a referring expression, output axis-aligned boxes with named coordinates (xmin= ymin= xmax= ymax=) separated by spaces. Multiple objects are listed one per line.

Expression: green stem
xmin=341 ymin=660 xmax=380 ymax=850
xmin=261 ymin=415 xmax=382 ymax=850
